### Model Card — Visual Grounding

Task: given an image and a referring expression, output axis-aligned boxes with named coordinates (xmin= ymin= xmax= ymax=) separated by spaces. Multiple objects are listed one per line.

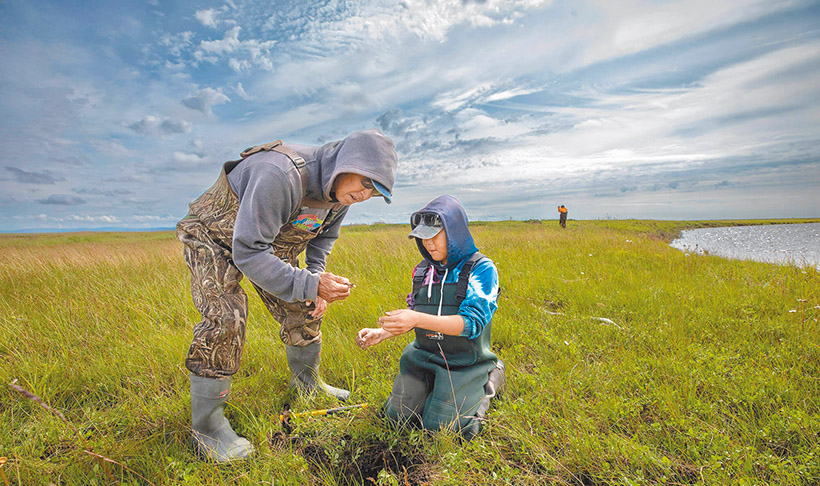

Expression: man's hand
xmin=378 ymin=309 xmax=421 ymax=335
xmin=356 ymin=327 xmax=394 ymax=349
xmin=307 ymin=296 xmax=327 ymax=318
xmin=317 ymin=272 xmax=352 ymax=303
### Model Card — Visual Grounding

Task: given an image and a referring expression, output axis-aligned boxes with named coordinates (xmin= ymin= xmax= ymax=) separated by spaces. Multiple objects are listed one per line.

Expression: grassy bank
xmin=1 ymin=219 xmax=819 ymax=485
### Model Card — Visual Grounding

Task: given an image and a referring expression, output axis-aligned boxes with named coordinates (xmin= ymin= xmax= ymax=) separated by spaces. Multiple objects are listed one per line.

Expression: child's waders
xmin=386 ymin=253 xmax=498 ymax=437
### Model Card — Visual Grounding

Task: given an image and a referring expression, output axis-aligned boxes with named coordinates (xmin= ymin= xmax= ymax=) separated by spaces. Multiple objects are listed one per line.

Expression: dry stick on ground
xmin=592 ymin=317 xmax=623 ymax=330
xmin=8 ymin=379 xmax=155 ymax=485
xmin=8 ymin=380 xmax=114 ymax=482
xmin=8 ymin=381 xmax=73 ymax=429
xmin=0 ymin=456 xmax=9 ymax=486
xmin=12 ymin=454 xmax=21 ymax=486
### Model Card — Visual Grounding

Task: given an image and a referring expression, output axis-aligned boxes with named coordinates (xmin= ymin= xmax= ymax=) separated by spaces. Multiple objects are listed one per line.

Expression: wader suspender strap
xmin=271 ymin=145 xmax=309 ymax=193
xmin=412 ymin=260 xmax=431 ymax=296
xmin=239 ymin=140 xmax=344 ymax=221
xmin=239 ymin=140 xmax=309 ymax=192
xmin=455 ymin=252 xmax=485 ymax=303
xmin=411 ymin=252 xmax=487 ymax=305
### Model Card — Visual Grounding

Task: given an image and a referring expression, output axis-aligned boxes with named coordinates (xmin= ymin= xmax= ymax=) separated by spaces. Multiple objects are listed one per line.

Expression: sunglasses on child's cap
xmin=411 ymin=212 xmax=442 ymax=228
xmin=408 ymin=212 xmax=444 ymax=239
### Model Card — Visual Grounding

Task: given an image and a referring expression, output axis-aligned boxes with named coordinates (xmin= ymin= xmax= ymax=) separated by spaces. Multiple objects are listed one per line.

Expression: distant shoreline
xmin=2 ymin=217 xmax=820 ymax=235
xmin=670 ymin=222 xmax=820 ymax=270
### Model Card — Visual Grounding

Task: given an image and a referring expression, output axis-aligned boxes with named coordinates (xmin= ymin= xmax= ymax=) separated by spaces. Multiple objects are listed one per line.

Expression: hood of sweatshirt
xmin=301 ymin=129 xmax=398 ymax=203
xmin=411 ymin=195 xmax=478 ymax=270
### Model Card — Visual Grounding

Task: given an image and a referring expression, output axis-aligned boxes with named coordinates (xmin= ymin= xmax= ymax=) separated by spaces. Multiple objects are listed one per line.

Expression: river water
xmin=670 ymin=223 xmax=820 ymax=270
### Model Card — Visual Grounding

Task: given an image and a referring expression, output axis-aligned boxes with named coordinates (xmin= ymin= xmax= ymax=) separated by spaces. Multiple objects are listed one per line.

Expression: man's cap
xmin=371 ymin=179 xmax=392 ymax=204
xmin=408 ymin=223 xmax=443 ymax=240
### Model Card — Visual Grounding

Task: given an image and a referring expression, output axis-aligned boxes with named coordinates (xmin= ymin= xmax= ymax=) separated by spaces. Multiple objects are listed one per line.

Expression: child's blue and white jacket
xmin=406 ymin=195 xmax=500 ymax=340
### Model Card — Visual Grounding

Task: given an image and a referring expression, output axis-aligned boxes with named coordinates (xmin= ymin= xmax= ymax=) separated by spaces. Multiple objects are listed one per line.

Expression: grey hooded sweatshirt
xmin=226 ymin=129 xmax=397 ymax=303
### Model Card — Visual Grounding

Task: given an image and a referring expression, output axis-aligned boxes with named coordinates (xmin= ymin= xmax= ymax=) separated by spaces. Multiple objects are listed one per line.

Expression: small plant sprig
xmin=8 ymin=379 xmax=154 ymax=485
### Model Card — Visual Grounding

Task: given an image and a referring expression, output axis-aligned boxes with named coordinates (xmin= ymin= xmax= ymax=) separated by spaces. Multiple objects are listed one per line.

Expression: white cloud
xmin=234 ymin=82 xmax=253 ymax=100
xmin=250 ymin=1 xmax=554 ymax=102
xmin=485 ymin=87 xmax=541 ymax=102
xmin=197 ymin=26 xmax=241 ymax=57
xmin=37 ymin=195 xmax=86 ymax=205
xmin=13 ymin=214 xmax=48 ymax=221
xmin=182 ymin=87 xmax=231 ymax=115
xmin=132 ymin=214 xmax=165 ymax=222
xmin=239 ymin=101 xmax=340 ymax=143
xmin=581 ymin=0 xmax=804 ymax=65
xmin=433 ymin=84 xmax=494 ymax=112
xmin=73 ymin=187 xmax=132 ymax=197
xmin=65 ymin=214 xmax=121 ymax=223
xmin=195 ymin=8 xmax=220 ymax=28
xmin=90 ymin=138 xmax=135 ymax=158
xmin=194 ymin=26 xmax=276 ymax=71
xmin=228 ymin=58 xmax=248 ymax=71
xmin=548 ymin=40 xmax=820 ymax=159
xmin=129 ymin=115 xmax=191 ymax=137
xmin=379 ymin=34 xmax=820 ymax=200
xmin=171 ymin=151 xmax=208 ymax=168
xmin=160 ymin=31 xmax=194 ymax=57
xmin=345 ymin=0 xmax=553 ymax=43
xmin=6 ymin=166 xmax=64 ymax=184
xmin=454 ymin=109 xmax=531 ymax=141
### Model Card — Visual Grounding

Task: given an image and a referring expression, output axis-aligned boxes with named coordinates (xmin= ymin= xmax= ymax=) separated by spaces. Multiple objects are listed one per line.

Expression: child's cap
xmin=408 ymin=212 xmax=443 ymax=239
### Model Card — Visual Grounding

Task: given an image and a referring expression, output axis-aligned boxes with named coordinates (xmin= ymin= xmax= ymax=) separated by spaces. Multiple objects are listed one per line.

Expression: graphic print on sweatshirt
xmin=292 ymin=207 xmax=331 ymax=232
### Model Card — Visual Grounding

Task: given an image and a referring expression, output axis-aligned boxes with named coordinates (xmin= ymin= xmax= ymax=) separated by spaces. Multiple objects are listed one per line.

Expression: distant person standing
xmin=558 ymin=205 xmax=568 ymax=228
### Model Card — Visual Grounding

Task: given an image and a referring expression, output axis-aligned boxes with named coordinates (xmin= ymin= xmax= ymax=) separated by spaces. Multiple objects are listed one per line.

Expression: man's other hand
xmin=307 ymin=296 xmax=328 ymax=318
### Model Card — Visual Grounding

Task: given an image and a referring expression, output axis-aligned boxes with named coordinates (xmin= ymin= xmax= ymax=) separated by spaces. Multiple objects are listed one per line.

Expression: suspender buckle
xmin=240 ymin=140 xmax=283 ymax=159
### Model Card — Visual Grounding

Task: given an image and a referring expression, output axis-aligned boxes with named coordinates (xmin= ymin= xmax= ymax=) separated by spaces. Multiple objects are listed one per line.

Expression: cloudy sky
xmin=2 ymin=0 xmax=819 ymax=231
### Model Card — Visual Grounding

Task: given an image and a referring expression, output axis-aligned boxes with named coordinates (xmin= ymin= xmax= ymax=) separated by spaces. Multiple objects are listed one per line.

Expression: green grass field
xmin=1 ymin=219 xmax=819 ymax=485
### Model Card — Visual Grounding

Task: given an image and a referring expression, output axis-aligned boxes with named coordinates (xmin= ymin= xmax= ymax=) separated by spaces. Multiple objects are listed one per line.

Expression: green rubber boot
xmin=464 ymin=360 xmax=506 ymax=440
xmin=286 ymin=342 xmax=350 ymax=401
xmin=190 ymin=374 xmax=254 ymax=462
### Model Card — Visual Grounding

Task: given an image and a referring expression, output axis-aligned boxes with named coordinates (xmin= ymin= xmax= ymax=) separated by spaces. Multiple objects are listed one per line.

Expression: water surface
xmin=670 ymin=223 xmax=820 ymax=270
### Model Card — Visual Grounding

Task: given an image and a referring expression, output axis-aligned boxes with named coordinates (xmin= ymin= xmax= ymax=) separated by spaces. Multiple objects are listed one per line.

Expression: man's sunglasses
xmin=411 ymin=212 xmax=442 ymax=227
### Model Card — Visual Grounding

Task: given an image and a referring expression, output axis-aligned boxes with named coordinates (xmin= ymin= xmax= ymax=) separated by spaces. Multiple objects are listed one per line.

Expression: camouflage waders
xmin=177 ymin=157 xmax=340 ymax=379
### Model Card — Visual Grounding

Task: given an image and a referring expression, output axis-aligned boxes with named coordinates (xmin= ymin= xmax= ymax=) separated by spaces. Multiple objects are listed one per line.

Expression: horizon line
xmin=3 ymin=217 xmax=819 ymax=235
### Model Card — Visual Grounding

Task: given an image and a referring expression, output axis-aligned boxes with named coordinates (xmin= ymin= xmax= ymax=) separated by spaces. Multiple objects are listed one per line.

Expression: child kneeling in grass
xmin=357 ymin=195 xmax=505 ymax=439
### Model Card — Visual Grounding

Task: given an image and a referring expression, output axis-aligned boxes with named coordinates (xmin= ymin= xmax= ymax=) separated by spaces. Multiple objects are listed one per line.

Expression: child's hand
xmin=356 ymin=328 xmax=392 ymax=349
xmin=378 ymin=309 xmax=420 ymax=334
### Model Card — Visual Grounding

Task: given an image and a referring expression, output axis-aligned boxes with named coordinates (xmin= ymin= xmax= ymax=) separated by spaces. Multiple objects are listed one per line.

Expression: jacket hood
xmin=412 ymin=195 xmax=478 ymax=270
xmin=315 ymin=129 xmax=398 ymax=202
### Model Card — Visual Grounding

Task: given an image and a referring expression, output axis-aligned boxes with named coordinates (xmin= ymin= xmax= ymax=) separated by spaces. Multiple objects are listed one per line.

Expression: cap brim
xmin=408 ymin=223 xmax=443 ymax=240
xmin=372 ymin=179 xmax=392 ymax=204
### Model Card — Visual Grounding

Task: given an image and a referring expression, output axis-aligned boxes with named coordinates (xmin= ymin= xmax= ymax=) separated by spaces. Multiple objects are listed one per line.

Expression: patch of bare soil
xmin=270 ymin=431 xmax=437 ymax=485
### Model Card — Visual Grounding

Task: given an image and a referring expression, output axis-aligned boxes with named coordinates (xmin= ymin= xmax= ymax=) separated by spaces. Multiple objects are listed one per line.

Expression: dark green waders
xmin=385 ymin=255 xmax=502 ymax=439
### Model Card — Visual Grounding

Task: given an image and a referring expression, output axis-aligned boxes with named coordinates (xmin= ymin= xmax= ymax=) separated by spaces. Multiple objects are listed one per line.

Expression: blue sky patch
xmin=1 ymin=0 xmax=819 ymax=231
